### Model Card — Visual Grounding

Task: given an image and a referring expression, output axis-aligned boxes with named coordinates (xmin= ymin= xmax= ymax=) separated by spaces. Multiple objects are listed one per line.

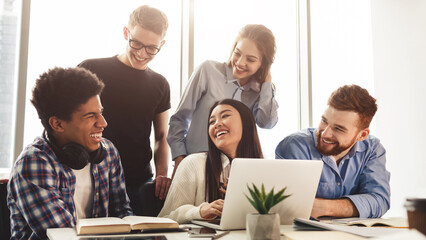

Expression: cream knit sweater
xmin=158 ymin=152 xmax=229 ymax=223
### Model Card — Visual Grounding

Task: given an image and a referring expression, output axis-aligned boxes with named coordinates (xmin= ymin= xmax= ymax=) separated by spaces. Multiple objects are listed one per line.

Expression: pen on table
xmin=309 ymin=216 xmax=320 ymax=222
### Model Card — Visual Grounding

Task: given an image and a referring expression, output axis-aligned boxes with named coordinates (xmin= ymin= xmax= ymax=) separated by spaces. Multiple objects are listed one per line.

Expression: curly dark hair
xmin=31 ymin=67 xmax=104 ymax=133
xmin=205 ymin=99 xmax=263 ymax=202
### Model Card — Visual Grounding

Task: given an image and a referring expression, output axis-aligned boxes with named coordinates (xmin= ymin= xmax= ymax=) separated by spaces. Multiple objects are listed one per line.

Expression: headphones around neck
xmin=43 ymin=131 xmax=106 ymax=170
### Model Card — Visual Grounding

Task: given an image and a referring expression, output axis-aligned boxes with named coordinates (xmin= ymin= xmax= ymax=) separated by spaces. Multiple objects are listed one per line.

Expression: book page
xmin=294 ymin=218 xmax=409 ymax=238
xmin=77 ymin=217 xmax=128 ymax=227
xmin=76 ymin=217 xmax=131 ymax=235
xmin=122 ymin=216 xmax=179 ymax=230
xmin=330 ymin=217 xmax=408 ymax=227
xmin=122 ymin=216 xmax=177 ymax=225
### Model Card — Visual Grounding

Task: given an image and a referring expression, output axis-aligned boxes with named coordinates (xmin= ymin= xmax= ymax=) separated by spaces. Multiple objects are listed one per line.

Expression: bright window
xmin=24 ymin=0 xmax=182 ymax=146
xmin=310 ymin=0 xmax=375 ymax=130
xmin=0 ymin=0 xmax=20 ymax=169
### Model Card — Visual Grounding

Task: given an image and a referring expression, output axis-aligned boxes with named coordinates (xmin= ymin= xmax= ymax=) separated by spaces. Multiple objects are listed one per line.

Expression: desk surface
xmin=47 ymin=225 xmax=253 ymax=240
xmin=47 ymin=225 xmax=369 ymax=240
xmin=47 ymin=224 xmax=423 ymax=240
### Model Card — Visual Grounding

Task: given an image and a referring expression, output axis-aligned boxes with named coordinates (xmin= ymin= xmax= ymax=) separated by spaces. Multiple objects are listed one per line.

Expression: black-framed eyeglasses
xmin=126 ymin=28 xmax=161 ymax=55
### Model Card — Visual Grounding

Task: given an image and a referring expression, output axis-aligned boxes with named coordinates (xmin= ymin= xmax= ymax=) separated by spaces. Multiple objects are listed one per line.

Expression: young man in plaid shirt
xmin=7 ymin=67 xmax=133 ymax=239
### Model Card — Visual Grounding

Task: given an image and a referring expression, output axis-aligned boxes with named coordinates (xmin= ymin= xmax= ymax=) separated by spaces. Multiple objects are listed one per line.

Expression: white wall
xmin=371 ymin=0 xmax=426 ymax=217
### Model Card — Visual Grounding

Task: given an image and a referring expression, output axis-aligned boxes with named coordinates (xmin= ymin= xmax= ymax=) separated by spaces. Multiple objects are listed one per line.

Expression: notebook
xmin=192 ymin=158 xmax=323 ymax=230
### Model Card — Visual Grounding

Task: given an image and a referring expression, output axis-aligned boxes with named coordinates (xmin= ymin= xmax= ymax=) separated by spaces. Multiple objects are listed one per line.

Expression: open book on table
xmin=324 ymin=217 xmax=408 ymax=228
xmin=76 ymin=216 xmax=179 ymax=235
xmin=293 ymin=218 xmax=409 ymax=238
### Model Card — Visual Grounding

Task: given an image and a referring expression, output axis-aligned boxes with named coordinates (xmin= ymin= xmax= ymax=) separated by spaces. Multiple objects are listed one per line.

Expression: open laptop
xmin=191 ymin=158 xmax=323 ymax=230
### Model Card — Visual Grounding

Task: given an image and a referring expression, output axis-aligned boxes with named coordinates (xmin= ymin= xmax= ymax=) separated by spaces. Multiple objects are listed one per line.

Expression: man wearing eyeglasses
xmin=78 ymin=5 xmax=171 ymax=216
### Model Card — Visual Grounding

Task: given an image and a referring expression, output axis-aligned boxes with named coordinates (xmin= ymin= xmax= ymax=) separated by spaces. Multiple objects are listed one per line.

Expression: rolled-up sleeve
xmin=253 ymin=82 xmax=278 ymax=129
xmin=345 ymin=144 xmax=390 ymax=218
xmin=167 ymin=66 xmax=205 ymax=160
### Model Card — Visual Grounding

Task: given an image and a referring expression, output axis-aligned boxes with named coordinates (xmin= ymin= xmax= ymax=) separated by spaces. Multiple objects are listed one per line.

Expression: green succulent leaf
xmin=245 ymin=183 xmax=291 ymax=214
xmin=247 ymin=185 xmax=259 ymax=205
xmin=253 ymin=192 xmax=267 ymax=213
xmin=274 ymin=187 xmax=287 ymax=200
xmin=252 ymin=184 xmax=262 ymax=201
xmin=264 ymin=188 xmax=274 ymax=211
xmin=245 ymin=194 xmax=256 ymax=208
xmin=261 ymin=184 xmax=266 ymax=201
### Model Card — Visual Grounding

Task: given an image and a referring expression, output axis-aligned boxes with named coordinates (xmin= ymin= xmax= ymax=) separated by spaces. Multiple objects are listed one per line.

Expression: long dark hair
xmin=205 ymin=99 xmax=263 ymax=202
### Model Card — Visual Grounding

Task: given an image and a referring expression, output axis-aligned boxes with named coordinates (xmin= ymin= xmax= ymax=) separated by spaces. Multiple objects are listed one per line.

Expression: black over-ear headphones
xmin=43 ymin=131 xmax=106 ymax=170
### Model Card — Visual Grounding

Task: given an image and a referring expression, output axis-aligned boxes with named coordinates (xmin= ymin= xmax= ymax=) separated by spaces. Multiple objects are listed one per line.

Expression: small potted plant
xmin=245 ymin=183 xmax=291 ymax=240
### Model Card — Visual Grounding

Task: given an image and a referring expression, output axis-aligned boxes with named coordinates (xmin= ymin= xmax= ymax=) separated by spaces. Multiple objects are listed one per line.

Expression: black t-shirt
xmin=79 ymin=56 xmax=170 ymax=185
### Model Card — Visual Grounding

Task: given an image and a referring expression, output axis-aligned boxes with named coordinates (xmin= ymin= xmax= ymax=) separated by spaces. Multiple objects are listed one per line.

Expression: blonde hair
xmin=128 ymin=5 xmax=168 ymax=39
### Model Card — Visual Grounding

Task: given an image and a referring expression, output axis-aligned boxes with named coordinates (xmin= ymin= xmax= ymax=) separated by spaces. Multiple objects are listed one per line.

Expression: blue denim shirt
xmin=275 ymin=128 xmax=390 ymax=218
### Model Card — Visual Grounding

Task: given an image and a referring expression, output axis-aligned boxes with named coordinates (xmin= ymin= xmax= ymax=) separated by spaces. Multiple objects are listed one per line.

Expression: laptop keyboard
xmin=206 ymin=218 xmax=221 ymax=224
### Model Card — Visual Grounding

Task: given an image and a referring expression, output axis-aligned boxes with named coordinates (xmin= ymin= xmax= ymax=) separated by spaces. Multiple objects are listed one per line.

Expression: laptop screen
xmin=217 ymin=158 xmax=323 ymax=230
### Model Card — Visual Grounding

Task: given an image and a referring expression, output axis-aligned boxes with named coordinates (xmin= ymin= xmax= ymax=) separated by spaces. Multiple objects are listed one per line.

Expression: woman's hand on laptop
xmin=200 ymin=199 xmax=224 ymax=220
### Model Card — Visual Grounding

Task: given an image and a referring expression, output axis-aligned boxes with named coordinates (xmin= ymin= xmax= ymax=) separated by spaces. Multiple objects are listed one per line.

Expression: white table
xmin=47 ymin=224 xmax=422 ymax=240
xmin=47 ymin=225 xmax=296 ymax=240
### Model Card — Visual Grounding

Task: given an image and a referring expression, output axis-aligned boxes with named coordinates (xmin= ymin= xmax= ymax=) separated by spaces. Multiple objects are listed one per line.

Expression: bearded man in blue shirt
xmin=275 ymin=85 xmax=390 ymax=219
xmin=7 ymin=67 xmax=133 ymax=239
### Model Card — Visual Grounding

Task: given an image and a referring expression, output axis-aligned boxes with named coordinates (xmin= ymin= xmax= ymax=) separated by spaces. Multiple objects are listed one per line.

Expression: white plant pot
xmin=246 ymin=213 xmax=280 ymax=240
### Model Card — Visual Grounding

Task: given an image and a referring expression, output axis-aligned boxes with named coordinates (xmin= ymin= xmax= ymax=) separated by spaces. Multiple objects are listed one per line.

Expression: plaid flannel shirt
xmin=7 ymin=136 xmax=133 ymax=240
